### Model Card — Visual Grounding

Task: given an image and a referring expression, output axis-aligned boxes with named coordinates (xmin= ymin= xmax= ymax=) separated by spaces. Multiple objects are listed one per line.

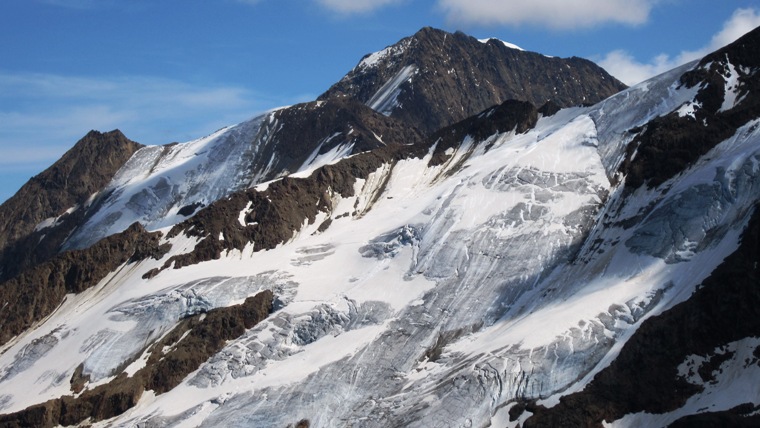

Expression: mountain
xmin=0 ymin=26 xmax=759 ymax=427
xmin=0 ymin=130 xmax=142 ymax=281
xmin=59 ymin=98 xmax=422 ymax=252
xmin=0 ymin=27 xmax=623 ymax=285
xmin=319 ymin=27 xmax=626 ymax=133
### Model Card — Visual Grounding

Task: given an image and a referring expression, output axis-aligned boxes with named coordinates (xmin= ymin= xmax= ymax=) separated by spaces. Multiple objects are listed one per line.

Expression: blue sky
xmin=1 ymin=0 xmax=759 ymax=203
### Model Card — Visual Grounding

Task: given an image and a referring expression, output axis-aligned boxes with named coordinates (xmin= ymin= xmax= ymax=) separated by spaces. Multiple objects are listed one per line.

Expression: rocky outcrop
xmin=0 ymin=290 xmax=273 ymax=428
xmin=0 ymin=222 xmax=168 ymax=347
xmin=669 ymin=403 xmax=760 ymax=427
xmin=249 ymin=98 xmax=423 ymax=180
xmin=0 ymin=130 xmax=142 ymax=281
xmin=320 ymin=27 xmax=626 ymax=133
xmin=143 ymin=290 xmax=273 ymax=394
xmin=523 ymin=204 xmax=760 ymax=427
xmin=427 ymin=99 xmax=538 ymax=166
xmin=620 ymin=26 xmax=760 ymax=190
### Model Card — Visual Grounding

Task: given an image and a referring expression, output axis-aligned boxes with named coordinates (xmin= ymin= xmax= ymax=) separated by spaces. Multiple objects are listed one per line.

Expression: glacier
xmin=1 ymin=29 xmax=759 ymax=428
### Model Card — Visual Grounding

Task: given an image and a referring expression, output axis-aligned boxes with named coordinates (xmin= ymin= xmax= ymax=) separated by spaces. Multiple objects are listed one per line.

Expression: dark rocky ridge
xmin=427 ymin=99 xmax=539 ymax=166
xmin=154 ymin=145 xmax=408 ymax=274
xmin=247 ymin=97 xmax=424 ymax=182
xmin=0 ymin=222 xmax=168 ymax=347
xmin=669 ymin=403 xmax=760 ymax=427
xmin=0 ymin=290 xmax=273 ymax=428
xmin=319 ymin=27 xmax=626 ymax=133
xmin=0 ymin=130 xmax=142 ymax=282
xmin=619 ymin=25 xmax=760 ymax=190
xmin=522 ymin=203 xmax=760 ymax=427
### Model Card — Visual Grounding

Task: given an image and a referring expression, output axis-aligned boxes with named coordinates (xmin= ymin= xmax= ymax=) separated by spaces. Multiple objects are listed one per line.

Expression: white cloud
xmin=234 ymin=0 xmax=402 ymax=15
xmin=599 ymin=7 xmax=760 ymax=85
xmin=704 ymin=7 xmax=760 ymax=51
xmin=437 ymin=0 xmax=655 ymax=30
xmin=597 ymin=50 xmax=677 ymax=87
xmin=315 ymin=0 xmax=402 ymax=14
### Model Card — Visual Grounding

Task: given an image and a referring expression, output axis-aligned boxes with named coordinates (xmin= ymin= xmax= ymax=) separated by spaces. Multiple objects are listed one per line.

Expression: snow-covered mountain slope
xmin=1 ymin=26 xmax=760 ymax=428
xmin=0 ymin=27 xmax=618 ymax=271
xmin=61 ymin=99 xmax=421 ymax=251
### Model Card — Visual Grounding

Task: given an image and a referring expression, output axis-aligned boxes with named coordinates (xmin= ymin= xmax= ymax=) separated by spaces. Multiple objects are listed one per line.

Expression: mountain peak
xmin=320 ymin=26 xmax=626 ymax=133
xmin=411 ymin=25 xmax=448 ymax=39
xmin=0 ymin=128 xmax=143 ymax=280
xmin=478 ymin=37 xmax=525 ymax=51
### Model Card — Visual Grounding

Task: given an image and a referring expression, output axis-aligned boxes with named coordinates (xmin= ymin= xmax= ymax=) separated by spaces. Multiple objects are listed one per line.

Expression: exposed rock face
xmin=157 ymin=145 xmax=406 ymax=272
xmin=0 ymin=290 xmax=273 ymax=428
xmin=249 ymin=98 xmax=424 ymax=178
xmin=427 ymin=99 xmax=539 ymax=166
xmin=319 ymin=27 xmax=626 ymax=133
xmin=143 ymin=290 xmax=274 ymax=394
xmin=0 ymin=130 xmax=142 ymax=281
xmin=669 ymin=403 xmax=760 ymax=427
xmin=0 ymin=222 xmax=168 ymax=347
xmin=0 ymin=130 xmax=141 ymax=253
xmin=620 ymin=25 xmax=760 ymax=189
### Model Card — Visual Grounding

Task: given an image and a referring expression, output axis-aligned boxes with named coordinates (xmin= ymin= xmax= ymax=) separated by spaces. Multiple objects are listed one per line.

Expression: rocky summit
xmin=0 ymin=26 xmax=759 ymax=427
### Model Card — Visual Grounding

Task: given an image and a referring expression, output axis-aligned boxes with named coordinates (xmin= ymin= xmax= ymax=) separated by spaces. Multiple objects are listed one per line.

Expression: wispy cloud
xmin=436 ymin=0 xmax=656 ymax=30
xmin=235 ymin=0 xmax=403 ymax=15
xmin=36 ymin=0 xmax=116 ymax=9
xmin=598 ymin=7 xmax=760 ymax=85
xmin=315 ymin=0 xmax=403 ymax=15
xmin=0 ymin=73 xmax=269 ymax=169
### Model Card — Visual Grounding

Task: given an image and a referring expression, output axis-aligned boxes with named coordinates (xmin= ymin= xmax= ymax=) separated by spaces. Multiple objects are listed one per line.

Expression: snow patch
xmin=719 ymin=58 xmax=743 ymax=112
xmin=33 ymin=206 xmax=78 ymax=232
xmin=677 ymin=101 xmax=700 ymax=119
xmin=355 ymin=39 xmax=410 ymax=71
xmin=367 ymin=65 xmax=417 ymax=115
xmin=478 ymin=37 xmax=524 ymax=51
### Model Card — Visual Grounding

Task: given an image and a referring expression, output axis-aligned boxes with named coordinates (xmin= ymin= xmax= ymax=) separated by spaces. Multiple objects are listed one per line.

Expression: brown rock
xmin=0 ymin=130 xmax=142 ymax=281
xmin=320 ymin=27 xmax=626 ymax=134
xmin=0 ymin=222 xmax=168 ymax=346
